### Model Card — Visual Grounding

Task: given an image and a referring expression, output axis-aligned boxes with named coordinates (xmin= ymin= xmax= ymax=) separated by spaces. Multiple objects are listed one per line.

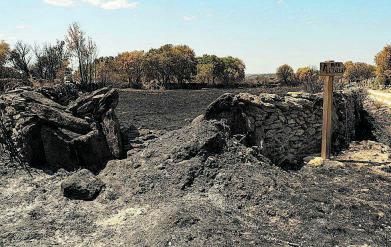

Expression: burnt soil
xmin=116 ymin=86 xmax=302 ymax=131
xmin=0 ymin=88 xmax=390 ymax=246
xmin=1 ymin=120 xmax=390 ymax=246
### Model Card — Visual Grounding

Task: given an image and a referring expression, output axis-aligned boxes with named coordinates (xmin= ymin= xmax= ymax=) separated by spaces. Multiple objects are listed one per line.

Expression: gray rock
xmin=71 ymin=130 xmax=113 ymax=172
xmin=68 ymin=87 xmax=118 ymax=118
xmin=0 ymin=86 xmax=123 ymax=173
xmin=101 ymin=109 xmax=123 ymax=158
xmin=41 ymin=127 xmax=79 ymax=171
xmin=61 ymin=169 xmax=104 ymax=201
xmin=191 ymin=114 xmax=204 ymax=125
xmin=120 ymin=124 xmax=140 ymax=152
xmin=37 ymin=83 xmax=79 ymax=106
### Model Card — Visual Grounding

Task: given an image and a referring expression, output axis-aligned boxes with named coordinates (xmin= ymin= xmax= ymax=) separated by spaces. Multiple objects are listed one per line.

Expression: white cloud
xmin=44 ymin=0 xmax=74 ymax=7
xmin=183 ymin=16 xmax=196 ymax=22
xmin=83 ymin=0 xmax=138 ymax=10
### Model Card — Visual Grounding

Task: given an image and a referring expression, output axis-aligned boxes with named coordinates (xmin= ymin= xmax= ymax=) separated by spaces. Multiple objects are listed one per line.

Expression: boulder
xmin=72 ymin=130 xmax=113 ymax=172
xmin=41 ymin=127 xmax=79 ymax=171
xmin=0 ymin=85 xmax=123 ymax=173
xmin=120 ymin=124 xmax=139 ymax=152
xmin=61 ymin=169 xmax=104 ymax=201
xmin=102 ymin=109 xmax=123 ymax=158
xmin=37 ymin=83 xmax=79 ymax=106
xmin=68 ymin=87 xmax=119 ymax=119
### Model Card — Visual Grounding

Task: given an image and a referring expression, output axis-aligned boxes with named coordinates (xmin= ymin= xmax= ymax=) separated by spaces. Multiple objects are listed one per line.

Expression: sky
xmin=1 ymin=0 xmax=390 ymax=73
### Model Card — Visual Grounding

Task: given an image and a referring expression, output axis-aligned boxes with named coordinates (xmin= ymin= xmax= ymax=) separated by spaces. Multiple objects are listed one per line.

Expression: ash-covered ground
xmin=116 ymin=87 xmax=302 ymax=131
xmin=0 ymin=88 xmax=390 ymax=246
xmin=1 ymin=120 xmax=390 ymax=246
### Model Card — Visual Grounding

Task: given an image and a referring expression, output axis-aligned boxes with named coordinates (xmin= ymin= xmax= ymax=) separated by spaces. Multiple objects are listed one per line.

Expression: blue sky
xmin=1 ymin=0 xmax=390 ymax=73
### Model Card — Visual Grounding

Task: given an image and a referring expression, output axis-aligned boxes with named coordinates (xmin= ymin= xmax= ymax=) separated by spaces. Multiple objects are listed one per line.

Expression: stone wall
xmin=204 ymin=90 xmax=364 ymax=165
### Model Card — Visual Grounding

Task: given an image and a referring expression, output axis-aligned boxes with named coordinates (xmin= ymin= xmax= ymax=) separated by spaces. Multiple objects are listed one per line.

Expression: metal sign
xmin=320 ymin=61 xmax=344 ymax=76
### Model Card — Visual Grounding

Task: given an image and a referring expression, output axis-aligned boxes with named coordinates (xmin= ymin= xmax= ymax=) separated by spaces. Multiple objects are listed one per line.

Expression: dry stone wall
xmin=205 ymin=90 xmax=364 ymax=165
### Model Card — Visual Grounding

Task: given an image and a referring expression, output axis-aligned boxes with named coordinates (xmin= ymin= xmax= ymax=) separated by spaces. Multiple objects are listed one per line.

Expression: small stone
xmin=308 ymin=127 xmax=316 ymax=135
xmin=61 ymin=169 xmax=104 ymax=201
xmin=265 ymin=122 xmax=283 ymax=130
xmin=278 ymin=116 xmax=286 ymax=122
xmin=306 ymin=157 xmax=324 ymax=167
xmin=156 ymin=164 xmax=166 ymax=170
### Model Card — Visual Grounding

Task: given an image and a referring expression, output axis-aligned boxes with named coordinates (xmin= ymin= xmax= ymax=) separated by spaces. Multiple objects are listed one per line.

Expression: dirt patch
xmin=336 ymin=140 xmax=391 ymax=176
xmin=368 ymin=89 xmax=391 ymax=107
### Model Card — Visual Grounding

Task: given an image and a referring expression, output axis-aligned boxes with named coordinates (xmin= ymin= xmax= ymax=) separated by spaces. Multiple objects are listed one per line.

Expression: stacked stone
xmin=205 ymin=90 xmax=363 ymax=165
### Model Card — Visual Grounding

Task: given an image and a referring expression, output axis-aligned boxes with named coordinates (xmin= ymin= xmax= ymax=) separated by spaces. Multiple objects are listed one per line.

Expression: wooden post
xmin=321 ymin=75 xmax=334 ymax=159
xmin=319 ymin=61 xmax=344 ymax=160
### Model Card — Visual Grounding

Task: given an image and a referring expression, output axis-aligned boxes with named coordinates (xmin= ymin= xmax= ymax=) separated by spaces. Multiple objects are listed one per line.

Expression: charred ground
xmin=116 ymin=86 xmax=302 ymax=131
xmin=0 ymin=86 xmax=390 ymax=247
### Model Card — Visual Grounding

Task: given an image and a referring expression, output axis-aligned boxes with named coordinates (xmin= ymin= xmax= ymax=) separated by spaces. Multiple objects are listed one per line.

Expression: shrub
xmin=296 ymin=67 xmax=322 ymax=93
xmin=303 ymin=79 xmax=323 ymax=93
xmin=372 ymin=75 xmax=388 ymax=89
xmin=276 ymin=64 xmax=294 ymax=85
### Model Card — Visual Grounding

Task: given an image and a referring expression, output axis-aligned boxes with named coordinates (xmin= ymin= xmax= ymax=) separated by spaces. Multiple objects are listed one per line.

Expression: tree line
xmin=270 ymin=53 xmax=390 ymax=91
xmin=95 ymin=45 xmax=245 ymax=89
xmin=274 ymin=62 xmax=377 ymax=86
xmin=1 ymin=22 xmax=391 ymax=90
xmin=0 ymin=23 xmax=97 ymax=85
xmin=0 ymin=23 xmax=245 ymax=89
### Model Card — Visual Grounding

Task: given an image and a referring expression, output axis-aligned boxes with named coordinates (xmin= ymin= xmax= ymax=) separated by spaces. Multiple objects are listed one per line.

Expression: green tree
xmin=296 ymin=66 xmax=318 ymax=82
xmin=196 ymin=55 xmax=245 ymax=85
xmin=95 ymin=56 xmax=122 ymax=86
xmin=296 ymin=66 xmax=322 ymax=93
xmin=197 ymin=55 xmax=225 ymax=84
xmin=117 ymin=50 xmax=145 ymax=88
xmin=196 ymin=63 xmax=214 ymax=83
xmin=154 ymin=44 xmax=176 ymax=84
xmin=343 ymin=61 xmax=375 ymax=82
xmin=374 ymin=45 xmax=391 ymax=86
xmin=142 ymin=48 xmax=163 ymax=83
xmin=142 ymin=47 xmax=169 ymax=84
xmin=276 ymin=64 xmax=294 ymax=85
xmin=142 ymin=44 xmax=196 ymax=85
xmin=221 ymin=56 xmax=246 ymax=85
xmin=171 ymin=45 xmax=197 ymax=84
xmin=375 ymin=45 xmax=391 ymax=76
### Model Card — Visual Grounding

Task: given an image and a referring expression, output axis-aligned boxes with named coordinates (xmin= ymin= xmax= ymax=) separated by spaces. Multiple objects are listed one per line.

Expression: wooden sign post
xmin=319 ymin=61 xmax=344 ymax=160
